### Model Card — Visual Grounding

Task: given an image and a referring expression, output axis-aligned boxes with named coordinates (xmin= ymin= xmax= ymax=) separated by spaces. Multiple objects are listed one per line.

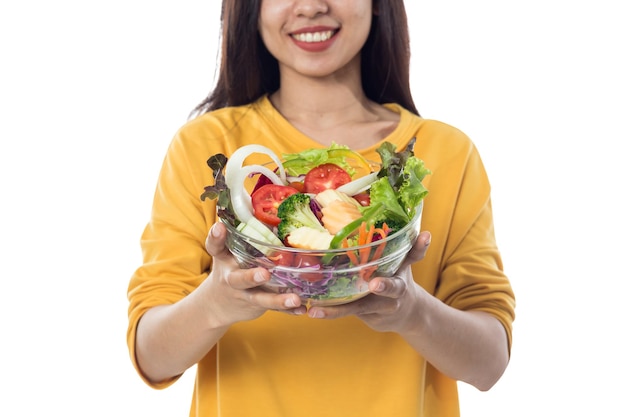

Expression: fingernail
xmin=424 ymin=232 xmax=431 ymax=247
xmin=211 ymin=224 xmax=222 ymax=238
xmin=254 ymin=271 xmax=266 ymax=283
xmin=309 ymin=309 xmax=325 ymax=319
xmin=375 ymin=281 xmax=385 ymax=292
xmin=285 ymin=297 xmax=297 ymax=308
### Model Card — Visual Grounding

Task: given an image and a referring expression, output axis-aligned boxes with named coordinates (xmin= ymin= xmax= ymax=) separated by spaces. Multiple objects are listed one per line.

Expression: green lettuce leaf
xmin=281 ymin=143 xmax=356 ymax=176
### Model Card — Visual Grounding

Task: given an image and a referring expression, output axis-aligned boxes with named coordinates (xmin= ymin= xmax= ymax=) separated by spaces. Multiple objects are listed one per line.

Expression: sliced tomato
xmin=288 ymin=181 xmax=306 ymax=193
xmin=251 ymin=184 xmax=298 ymax=226
xmin=303 ymin=163 xmax=351 ymax=194
xmin=292 ymin=254 xmax=322 ymax=282
xmin=270 ymin=251 xmax=295 ymax=267
xmin=269 ymin=253 xmax=320 ymax=281
xmin=353 ymin=192 xmax=371 ymax=206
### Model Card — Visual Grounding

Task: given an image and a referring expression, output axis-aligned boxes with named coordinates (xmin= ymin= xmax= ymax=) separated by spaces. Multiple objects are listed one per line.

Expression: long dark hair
xmin=193 ymin=0 xmax=418 ymax=116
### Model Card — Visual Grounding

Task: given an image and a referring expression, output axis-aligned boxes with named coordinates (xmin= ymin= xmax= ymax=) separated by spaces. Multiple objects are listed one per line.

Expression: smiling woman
xmin=126 ymin=1 xmax=515 ymax=416
xmin=258 ymin=0 xmax=371 ymax=73
xmin=4 ymin=0 xmax=624 ymax=416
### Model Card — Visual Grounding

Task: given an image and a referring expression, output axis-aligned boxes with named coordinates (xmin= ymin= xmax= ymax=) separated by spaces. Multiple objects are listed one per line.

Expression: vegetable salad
xmin=201 ymin=139 xmax=430 ymax=302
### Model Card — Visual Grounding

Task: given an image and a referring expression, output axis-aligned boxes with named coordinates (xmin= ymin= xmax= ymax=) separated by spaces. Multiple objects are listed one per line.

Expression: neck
xmin=270 ymin=72 xmax=375 ymax=130
xmin=268 ymin=61 xmax=400 ymax=149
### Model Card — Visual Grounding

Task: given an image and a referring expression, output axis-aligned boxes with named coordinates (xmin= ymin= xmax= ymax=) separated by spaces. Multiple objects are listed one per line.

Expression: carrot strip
xmin=358 ymin=222 xmax=367 ymax=245
xmin=359 ymin=227 xmax=389 ymax=281
xmin=343 ymin=238 xmax=359 ymax=265
xmin=346 ymin=222 xmax=393 ymax=281
xmin=358 ymin=223 xmax=376 ymax=264
xmin=371 ymin=227 xmax=389 ymax=261
xmin=360 ymin=266 xmax=376 ymax=281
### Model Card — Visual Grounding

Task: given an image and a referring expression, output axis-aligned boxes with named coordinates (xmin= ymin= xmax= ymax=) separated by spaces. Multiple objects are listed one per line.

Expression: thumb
xmin=402 ymin=231 xmax=431 ymax=266
xmin=205 ymin=222 xmax=230 ymax=258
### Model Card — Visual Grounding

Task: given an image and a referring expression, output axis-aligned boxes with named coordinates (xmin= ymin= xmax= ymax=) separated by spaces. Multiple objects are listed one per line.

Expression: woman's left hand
xmin=307 ymin=231 xmax=432 ymax=333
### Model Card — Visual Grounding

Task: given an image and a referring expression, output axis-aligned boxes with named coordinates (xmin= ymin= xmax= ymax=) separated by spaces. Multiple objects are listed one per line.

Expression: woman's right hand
xmin=201 ymin=221 xmax=306 ymax=327
xmin=136 ymin=221 xmax=305 ymax=383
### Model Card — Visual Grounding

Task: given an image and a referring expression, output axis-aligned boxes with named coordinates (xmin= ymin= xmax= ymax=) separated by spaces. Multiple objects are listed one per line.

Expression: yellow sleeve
xmin=413 ymin=120 xmax=516 ymax=353
xmin=438 ymin=196 xmax=516 ymax=352
xmin=126 ymin=126 xmax=217 ymax=388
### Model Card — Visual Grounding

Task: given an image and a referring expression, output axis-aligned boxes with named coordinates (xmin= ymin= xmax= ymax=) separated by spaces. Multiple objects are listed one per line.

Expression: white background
xmin=1 ymin=1 xmax=624 ymax=415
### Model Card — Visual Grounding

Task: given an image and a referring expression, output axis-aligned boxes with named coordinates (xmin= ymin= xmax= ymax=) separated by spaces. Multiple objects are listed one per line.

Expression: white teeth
xmin=292 ymin=30 xmax=334 ymax=43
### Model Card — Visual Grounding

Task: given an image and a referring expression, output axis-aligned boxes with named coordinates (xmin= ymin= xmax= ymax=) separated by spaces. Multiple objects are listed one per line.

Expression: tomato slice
xmin=303 ymin=163 xmax=351 ymax=194
xmin=270 ymin=251 xmax=294 ymax=267
xmin=288 ymin=181 xmax=306 ymax=193
xmin=292 ymin=254 xmax=322 ymax=282
xmin=251 ymin=184 xmax=298 ymax=226
xmin=353 ymin=192 xmax=371 ymax=207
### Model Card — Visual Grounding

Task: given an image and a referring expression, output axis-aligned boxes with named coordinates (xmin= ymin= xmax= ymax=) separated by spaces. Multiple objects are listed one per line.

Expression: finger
xmin=369 ymin=276 xmax=407 ymax=299
xmin=307 ymin=294 xmax=379 ymax=319
xmin=247 ymin=287 xmax=304 ymax=312
xmin=402 ymin=231 xmax=431 ymax=265
xmin=205 ymin=222 xmax=230 ymax=258
xmin=235 ymin=288 xmax=307 ymax=315
xmin=225 ymin=266 xmax=270 ymax=290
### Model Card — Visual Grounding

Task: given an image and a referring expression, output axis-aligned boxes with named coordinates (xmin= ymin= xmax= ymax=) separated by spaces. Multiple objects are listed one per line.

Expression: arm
xmin=307 ymin=226 xmax=510 ymax=391
xmin=127 ymin=128 xmax=306 ymax=385
xmin=369 ymin=229 xmax=509 ymax=391
xmin=134 ymin=222 xmax=306 ymax=384
xmin=398 ymin=289 xmax=509 ymax=391
xmin=306 ymin=133 xmax=515 ymax=390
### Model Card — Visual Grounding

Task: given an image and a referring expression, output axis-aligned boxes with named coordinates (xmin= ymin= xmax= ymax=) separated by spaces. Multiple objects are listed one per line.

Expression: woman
xmin=127 ymin=1 xmax=516 ymax=416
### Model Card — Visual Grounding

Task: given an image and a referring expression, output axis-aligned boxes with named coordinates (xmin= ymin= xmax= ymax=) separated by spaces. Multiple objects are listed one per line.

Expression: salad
xmin=201 ymin=138 xmax=430 ymax=302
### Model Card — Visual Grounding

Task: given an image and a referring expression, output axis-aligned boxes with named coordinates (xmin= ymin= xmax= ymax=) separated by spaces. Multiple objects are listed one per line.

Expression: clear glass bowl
xmin=222 ymin=201 xmax=423 ymax=307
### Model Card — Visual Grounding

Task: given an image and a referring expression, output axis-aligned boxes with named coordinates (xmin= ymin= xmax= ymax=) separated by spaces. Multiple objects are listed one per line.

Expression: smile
xmin=291 ymin=30 xmax=336 ymax=43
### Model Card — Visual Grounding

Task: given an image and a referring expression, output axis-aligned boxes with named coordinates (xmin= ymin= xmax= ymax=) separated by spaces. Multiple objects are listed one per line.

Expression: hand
xmin=306 ymin=231 xmax=432 ymax=333
xmin=200 ymin=222 xmax=306 ymax=327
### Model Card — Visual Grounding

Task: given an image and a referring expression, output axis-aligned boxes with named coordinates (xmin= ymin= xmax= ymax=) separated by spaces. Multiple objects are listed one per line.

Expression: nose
xmin=293 ymin=0 xmax=329 ymax=17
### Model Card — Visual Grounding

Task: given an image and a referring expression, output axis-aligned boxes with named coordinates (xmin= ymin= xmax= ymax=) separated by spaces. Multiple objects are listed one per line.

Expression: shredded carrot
xmin=358 ymin=222 xmax=367 ymax=245
xmin=343 ymin=238 xmax=359 ymax=265
xmin=359 ymin=223 xmax=376 ymax=264
xmin=341 ymin=222 xmax=392 ymax=282
xmin=360 ymin=266 xmax=376 ymax=282
xmin=370 ymin=225 xmax=389 ymax=263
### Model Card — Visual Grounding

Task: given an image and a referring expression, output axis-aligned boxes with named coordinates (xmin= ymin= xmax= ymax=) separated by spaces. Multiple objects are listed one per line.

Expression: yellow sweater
xmin=127 ymin=96 xmax=515 ymax=417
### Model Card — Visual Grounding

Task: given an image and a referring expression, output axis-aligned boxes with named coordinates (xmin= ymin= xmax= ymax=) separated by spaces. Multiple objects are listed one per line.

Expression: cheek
xmin=350 ymin=13 xmax=373 ymax=49
xmin=343 ymin=2 xmax=373 ymax=39
xmin=346 ymin=0 xmax=374 ymax=18
xmin=258 ymin=1 xmax=288 ymax=51
xmin=257 ymin=25 xmax=280 ymax=60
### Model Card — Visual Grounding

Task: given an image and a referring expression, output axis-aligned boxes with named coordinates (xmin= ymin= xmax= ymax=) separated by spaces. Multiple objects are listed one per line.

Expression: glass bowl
xmin=222 ymin=201 xmax=423 ymax=307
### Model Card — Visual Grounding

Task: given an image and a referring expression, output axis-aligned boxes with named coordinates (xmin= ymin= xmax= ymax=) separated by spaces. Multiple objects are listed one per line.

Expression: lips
xmin=289 ymin=28 xmax=339 ymax=52
xmin=291 ymin=30 xmax=336 ymax=43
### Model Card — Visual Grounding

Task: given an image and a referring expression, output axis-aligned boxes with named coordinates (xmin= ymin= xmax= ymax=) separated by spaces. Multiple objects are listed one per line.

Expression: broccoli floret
xmin=276 ymin=193 xmax=326 ymax=241
xmin=374 ymin=217 xmax=407 ymax=234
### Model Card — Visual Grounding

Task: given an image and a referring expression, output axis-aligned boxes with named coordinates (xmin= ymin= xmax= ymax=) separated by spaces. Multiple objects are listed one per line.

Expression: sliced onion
xmin=224 ymin=145 xmax=286 ymax=190
xmin=241 ymin=165 xmax=284 ymax=186
xmin=224 ymin=145 xmax=286 ymax=226
xmin=230 ymin=186 xmax=253 ymax=223
xmin=336 ymin=172 xmax=379 ymax=196
xmin=229 ymin=165 xmax=285 ymax=223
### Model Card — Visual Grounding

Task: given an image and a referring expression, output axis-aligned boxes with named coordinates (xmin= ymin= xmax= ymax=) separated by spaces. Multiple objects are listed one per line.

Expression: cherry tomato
xmin=270 ymin=251 xmax=294 ymax=267
xmin=288 ymin=181 xmax=306 ymax=193
xmin=251 ymin=184 xmax=298 ymax=226
xmin=293 ymin=254 xmax=322 ymax=282
xmin=303 ymin=163 xmax=351 ymax=194
xmin=353 ymin=192 xmax=371 ymax=206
